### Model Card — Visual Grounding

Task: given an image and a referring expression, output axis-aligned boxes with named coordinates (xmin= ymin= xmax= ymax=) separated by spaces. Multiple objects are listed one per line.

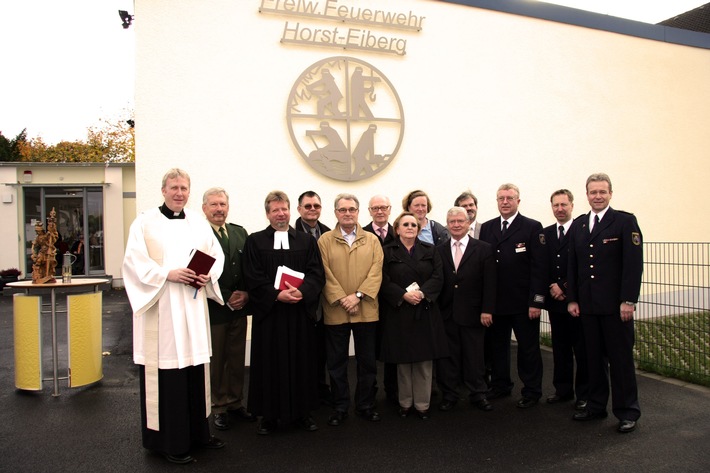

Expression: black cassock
xmin=243 ymin=226 xmax=324 ymax=422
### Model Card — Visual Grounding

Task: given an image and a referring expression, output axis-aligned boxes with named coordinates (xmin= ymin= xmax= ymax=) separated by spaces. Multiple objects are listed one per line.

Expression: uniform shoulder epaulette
xmin=616 ymin=210 xmax=635 ymax=216
xmin=572 ymin=214 xmax=586 ymax=222
xmin=226 ymin=222 xmax=244 ymax=229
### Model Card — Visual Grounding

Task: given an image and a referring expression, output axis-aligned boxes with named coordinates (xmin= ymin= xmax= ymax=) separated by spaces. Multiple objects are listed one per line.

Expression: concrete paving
xmin=0 ymin=286 xmax=709 ymax=472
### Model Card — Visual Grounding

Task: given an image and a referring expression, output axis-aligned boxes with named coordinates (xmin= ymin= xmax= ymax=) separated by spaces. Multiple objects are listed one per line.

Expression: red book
xmin=274 ymin=265 xmax=304 ymax=290
xmin=187 ymin=249 xmax=216 ymax=289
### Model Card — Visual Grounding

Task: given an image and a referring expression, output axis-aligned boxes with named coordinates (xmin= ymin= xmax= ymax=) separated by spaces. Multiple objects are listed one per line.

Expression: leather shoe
xmin=355 ymin=408 xmax=381 ymax=422
xmin=230 ymin=407 xmax=256 ymax=422
xmin=573 ymin=409 xmax=608 ymax=421
xmin=546 ymin=393 xmax=573 ymax=404
xmin=618 ymin=420 xmax=637 ymax=433
xmin=164 ymin=453 xmax=194 ymax=464
xmin=438 ymin=400 xmax=457 ymax=411
xmin=201 ymin=436 xmax=225 ymax=449
xmin=257 ymin=419 xmax=277 ymax=435
xmin=516 ymin=397 xmax=539 ymax=409
xmin=295 ymin=416 xmax=318 ymax=432
xmin=416 ymin=409 xmax=430 ymax=420
xmin=486 ymin=389 xmax=511 ymax=400
xmin=328 ymin=410 xmax=348 ymax=426
xmin=473 ymin=398 xmax=493 ymax=411
xmin=575 ymin=400 xmax=588 ymax=411
xmin=213 ymin=412 xmax=229 ymax=431
xmin=398 ymin=407 xmax=411 ymax=418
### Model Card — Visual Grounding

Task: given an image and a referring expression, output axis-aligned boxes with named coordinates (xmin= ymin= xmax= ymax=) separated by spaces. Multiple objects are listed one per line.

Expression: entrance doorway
xmin=23 ymin=187 xmax=104 ymax=277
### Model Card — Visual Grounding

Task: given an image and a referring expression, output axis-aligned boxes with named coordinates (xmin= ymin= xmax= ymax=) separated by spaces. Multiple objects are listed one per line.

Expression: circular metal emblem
xmin=287 ymin=56 xmax=404 ymax=182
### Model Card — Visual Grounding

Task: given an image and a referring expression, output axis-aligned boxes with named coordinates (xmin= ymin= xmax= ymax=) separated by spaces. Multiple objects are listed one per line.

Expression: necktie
xmin=310 ymin=226 xmax=317 ymax=238
xmin=591 ymin=214 xmax=599 ymax=233
xmin=502 ymin=220 xmax=508 ymax=234
xmin=377 ymin=227 xmax=386 ymax=241
xmin=558 ymin=225 xmax=565 ymax=240
xmin=453 ymin=241 xmax=463 ymax=270
xmin=219 ymin=226 xmax=228 ymax=241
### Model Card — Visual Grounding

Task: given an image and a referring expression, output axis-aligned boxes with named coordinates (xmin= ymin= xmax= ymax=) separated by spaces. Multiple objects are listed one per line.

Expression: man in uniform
xmin=543 ymin=189 xmax=588 ymax=410
xmin=479 ymin=183 xmax=548 ymax=409
xmin=123 ymin=168 xmax=225 ymax=464
xmin=567 ymin=173 xmax=643 ymax=434
xmin=202 ymin=187 xmax=255 ymax=431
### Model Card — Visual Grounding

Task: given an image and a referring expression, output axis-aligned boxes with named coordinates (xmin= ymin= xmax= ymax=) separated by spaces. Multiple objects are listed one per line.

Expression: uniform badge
xmin=539 ymin=234 xmax=546 ymax=245
xmin=631 ymin=232 xmax=641 ymax=246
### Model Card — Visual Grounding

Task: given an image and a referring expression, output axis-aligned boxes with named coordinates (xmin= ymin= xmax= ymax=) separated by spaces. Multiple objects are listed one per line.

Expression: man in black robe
xmin=243 ymin=190 xmax=325 ymax=435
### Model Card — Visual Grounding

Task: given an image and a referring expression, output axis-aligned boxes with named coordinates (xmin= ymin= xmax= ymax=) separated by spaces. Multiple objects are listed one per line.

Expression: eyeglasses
xmin=401 ymin=222 xmax=418 ymax=228
xmin=369 ymin=205 xmax=391 ymax=212
xmin=497 ymin=196 xmax=518 ymax=202
xmin=302 ymin=204 xmax=321 ymax=210
xmin=336 ymin=207 xmax=359 ymax=214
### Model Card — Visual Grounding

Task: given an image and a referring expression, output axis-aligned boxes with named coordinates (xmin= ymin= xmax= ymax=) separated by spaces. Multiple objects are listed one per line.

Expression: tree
xmin=8 ymin=110 xmax=135 ymax=163
xmin=0 ymin=129 xmax=27 ymax=162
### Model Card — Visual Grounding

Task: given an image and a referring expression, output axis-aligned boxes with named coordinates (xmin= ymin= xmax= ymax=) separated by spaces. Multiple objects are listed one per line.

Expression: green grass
xmin=635 ymin=312 xmax=710 ymax=387
xmin=540 ymin=312 xmax=710 ymax=387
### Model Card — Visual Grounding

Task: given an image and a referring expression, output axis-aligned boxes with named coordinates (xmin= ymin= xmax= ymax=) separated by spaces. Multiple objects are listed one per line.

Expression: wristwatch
xmin=355 ymin=291 xmax=363 ymax=300
xmin=622 ymin=301 xmax=636 ymax=307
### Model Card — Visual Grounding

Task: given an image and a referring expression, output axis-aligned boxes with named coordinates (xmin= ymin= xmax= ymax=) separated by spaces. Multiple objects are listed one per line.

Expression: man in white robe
xmin=122 ymin=168 xmax=225 ymax=464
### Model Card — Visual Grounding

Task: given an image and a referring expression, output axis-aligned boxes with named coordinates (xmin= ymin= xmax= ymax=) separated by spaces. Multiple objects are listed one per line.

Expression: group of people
xmin=122 ymin=169 xmax=643 ymax=464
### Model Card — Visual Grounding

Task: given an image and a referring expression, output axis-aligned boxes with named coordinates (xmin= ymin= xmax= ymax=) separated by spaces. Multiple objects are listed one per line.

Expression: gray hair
xmin=203 ymin=187 xmax=229 ymax=205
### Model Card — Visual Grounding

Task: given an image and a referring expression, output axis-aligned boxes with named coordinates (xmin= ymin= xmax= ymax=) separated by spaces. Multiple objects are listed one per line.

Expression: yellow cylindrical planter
xmin=67 ymin=292 xmax=103 ymax=387
xmin=13 ymin=294 xmax=43 ymax=390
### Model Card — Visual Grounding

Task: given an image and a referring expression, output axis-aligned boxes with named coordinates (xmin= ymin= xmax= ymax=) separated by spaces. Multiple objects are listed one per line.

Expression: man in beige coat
xmin=318 ymin=193 xmax=384 ymax=426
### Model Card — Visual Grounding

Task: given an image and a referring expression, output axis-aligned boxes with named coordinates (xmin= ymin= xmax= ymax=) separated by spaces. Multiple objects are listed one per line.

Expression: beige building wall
xmin=0 ymin=163 xmax=134 ymax=287
xmin=133 ymin=0 xmax=710 ymax=241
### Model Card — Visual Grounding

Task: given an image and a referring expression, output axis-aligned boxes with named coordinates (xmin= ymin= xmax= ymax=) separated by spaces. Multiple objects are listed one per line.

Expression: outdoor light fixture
xmin=118 ymin=10 xmax=134 ymax=29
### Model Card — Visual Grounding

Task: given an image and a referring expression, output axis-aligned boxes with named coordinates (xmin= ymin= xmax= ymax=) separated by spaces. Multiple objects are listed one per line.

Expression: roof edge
xmin=441 ymin=0 xmax=710 ymax=50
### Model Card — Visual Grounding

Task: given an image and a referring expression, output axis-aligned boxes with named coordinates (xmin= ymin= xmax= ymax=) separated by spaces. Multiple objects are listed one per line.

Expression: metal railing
xmin=541 ymin=242 xmax=710 ymax=387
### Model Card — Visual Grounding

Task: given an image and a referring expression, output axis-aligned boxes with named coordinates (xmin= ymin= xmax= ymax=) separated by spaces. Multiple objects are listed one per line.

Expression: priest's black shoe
xmin=617 ymin=420 xmax=637 ymax=433
xmin=546 ymin=393 xmax=573 ymax=404
xmin=257 ymin=419 xmax=277 ymax=435
xmin=295 ymin=416 xmax=318 ymax=432
xmin=164 ymin=453 xmax=195 ymax=464
xmin=201 ymin=436 xmax=225 ymax=449
xmin=573 ymin=409 xmax=608 ymax=421
xmin=213 ymin=412 xmax=229 ymax=431
xmin=230 ymin=407 xmax=256 ymax=422
xmin=473 ymin=398 xmax=493 ymax=411
xmin=438 ymin=400 xmax=457 ymax=411
xmin=486 ymin=389 xmax=511 ymax=400
xmin=355 ymin=408 xmax=381 ymax=422
xmin=328 ymin=410 xmax=348 ymax=426
xmin=516 ymin=397 xmax=538 ymax=409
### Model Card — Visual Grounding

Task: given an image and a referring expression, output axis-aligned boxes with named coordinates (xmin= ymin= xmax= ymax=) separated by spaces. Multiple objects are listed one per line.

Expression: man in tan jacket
xmin=318 ymin=193 xmax=384 ymax=426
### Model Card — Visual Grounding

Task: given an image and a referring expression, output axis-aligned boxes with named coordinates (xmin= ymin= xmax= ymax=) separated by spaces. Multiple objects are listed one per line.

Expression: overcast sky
xmin=0 ymin=1 xmax=705 ymax=144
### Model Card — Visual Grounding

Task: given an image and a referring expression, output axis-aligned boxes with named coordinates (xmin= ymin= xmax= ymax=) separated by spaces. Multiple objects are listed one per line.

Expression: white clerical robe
xmin=122 ymin=207 xmax=224 ymax=429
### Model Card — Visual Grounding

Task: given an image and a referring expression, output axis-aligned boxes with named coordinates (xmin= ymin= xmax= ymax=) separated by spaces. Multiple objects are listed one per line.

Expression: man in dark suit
xmin=436 ymin=207 xmax=496 ymax=412
xmin=295 ymin=190 xmax=332 ymax=405
xmin=202 ymin=187 xmax=255 ymax=431
xmin=567 ymin=173 xmax=643 ymax=434
xmin=543 ymin=190 xmax=588 ymax=409
xmin=363 ymin=194 xmax=397 ymax=403
xmin=479 ymin=183 xmax=548 ymax=408
xmin=454 ymin=190 xmax=481 ymax=239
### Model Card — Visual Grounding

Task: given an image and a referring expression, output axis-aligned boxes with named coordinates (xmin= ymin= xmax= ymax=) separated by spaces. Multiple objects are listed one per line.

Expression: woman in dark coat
xmin=379 ymin=212 xmax=448 ymax=419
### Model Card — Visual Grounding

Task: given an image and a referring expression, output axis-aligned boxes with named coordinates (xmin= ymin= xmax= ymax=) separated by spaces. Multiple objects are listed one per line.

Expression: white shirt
xmin=589 ymin=206 xmax=610 ymax=231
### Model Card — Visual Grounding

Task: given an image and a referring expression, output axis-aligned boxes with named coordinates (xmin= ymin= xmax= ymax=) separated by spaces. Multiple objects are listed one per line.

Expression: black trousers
xmin=325 ymin=322 xmax=378 ymax=412
xmin=581 ymin=313 xmax=640 ymax=421
xmin=437 ymin=318 xmax=488 ymax=402
xmin=139 ymin=365 xmax=210 ymax=456
xmin=549 ymin=310 xmax=588 ymax=400
xmin=488 ymin=313 xmax=543 ymax=399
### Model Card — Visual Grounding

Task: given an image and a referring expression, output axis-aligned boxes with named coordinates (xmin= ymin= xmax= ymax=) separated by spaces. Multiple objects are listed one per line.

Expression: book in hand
xmin=274 ymin=265 xmax=305 ymax=290
xmin=187 ymin=249 xmax=216 ymax=289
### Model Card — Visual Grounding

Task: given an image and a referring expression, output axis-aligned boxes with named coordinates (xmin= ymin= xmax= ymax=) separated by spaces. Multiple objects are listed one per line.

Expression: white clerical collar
xmin=274 ymin=231 xmax=290 ymax=249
